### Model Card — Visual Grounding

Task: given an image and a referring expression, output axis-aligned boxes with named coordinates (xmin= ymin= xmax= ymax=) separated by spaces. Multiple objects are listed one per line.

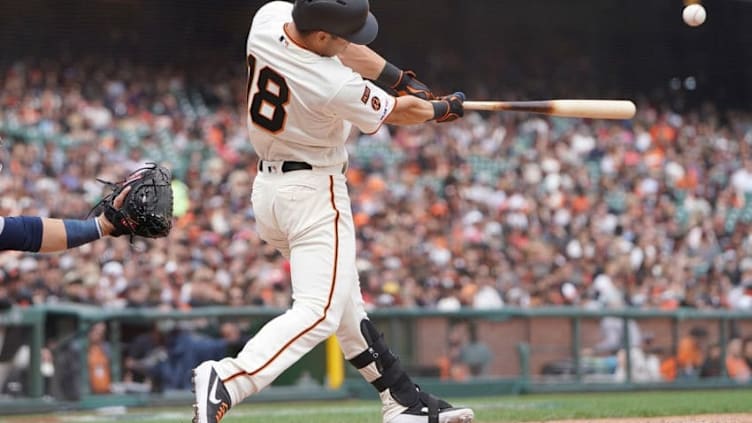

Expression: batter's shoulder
xmin=253 ymin=1 xmax=293 ymax=25
xmin=313 ymin=62 xmax=364 ymax=101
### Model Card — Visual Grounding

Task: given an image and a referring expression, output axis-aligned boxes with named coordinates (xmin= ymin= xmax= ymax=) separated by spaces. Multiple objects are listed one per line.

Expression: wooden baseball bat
xmin=463 ymin=99 xmax=636 ymax=120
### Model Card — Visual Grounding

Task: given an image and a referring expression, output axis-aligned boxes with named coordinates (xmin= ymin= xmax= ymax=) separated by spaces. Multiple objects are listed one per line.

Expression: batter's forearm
xmin=385 ymin=96 xmax=434 ymax=125
xmin=337 ymin=44 xmax=386 ymax=81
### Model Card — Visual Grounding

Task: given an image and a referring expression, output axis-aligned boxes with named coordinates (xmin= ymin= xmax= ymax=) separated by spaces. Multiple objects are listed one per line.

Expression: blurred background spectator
xmin=87 ymin=322 xmax=112 ymax=394
xmin=122 ymin=320 xmax=248 ymax=392
xmin=437 ymin=321 xmax=493 ymax=381
xmin=725 ymin=337 xmax=751 ymax=383
xmin=675 ymin=326 xmax=709 ymax=379
xmin=745 ymin=338 xmax=752 ymax=370
xmin=699 ymin=343 xmax=724 ymax=379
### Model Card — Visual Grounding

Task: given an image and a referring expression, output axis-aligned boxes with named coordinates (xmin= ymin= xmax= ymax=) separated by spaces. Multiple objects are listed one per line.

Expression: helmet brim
xmin=340 ymin=11 xmax=378 ymax=45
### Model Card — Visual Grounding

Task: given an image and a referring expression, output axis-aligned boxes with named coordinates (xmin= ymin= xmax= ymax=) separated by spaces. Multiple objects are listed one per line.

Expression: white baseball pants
xmin=213 ymin=167 xmax=381 ymax=404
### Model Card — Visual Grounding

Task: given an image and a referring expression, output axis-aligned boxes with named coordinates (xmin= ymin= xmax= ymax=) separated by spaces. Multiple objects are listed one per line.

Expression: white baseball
xmin=682 ymin=4 xmax=706 ymax=27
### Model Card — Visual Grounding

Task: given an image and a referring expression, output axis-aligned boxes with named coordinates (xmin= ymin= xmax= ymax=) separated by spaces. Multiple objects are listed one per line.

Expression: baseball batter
xmin=192 ymin=1 xmax=469 ymax=423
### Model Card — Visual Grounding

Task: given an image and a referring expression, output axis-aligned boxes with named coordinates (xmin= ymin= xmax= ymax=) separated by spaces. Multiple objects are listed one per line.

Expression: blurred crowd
xmin=2 ymin=57 xmax=752 ymax=315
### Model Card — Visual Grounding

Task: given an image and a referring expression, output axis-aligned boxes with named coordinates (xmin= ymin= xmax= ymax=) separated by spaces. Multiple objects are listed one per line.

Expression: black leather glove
xmin=432 ymin=92 xmax=465 ymax=123
xmin=376 ymin=62 xmax=436 ymax=100
xmin=392 ymin=70 xmax=435 ymax=100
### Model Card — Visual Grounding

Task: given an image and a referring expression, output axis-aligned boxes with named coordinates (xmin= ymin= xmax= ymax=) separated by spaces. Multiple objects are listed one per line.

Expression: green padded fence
xmin=1 ymin=304 xmax=751 ymax=414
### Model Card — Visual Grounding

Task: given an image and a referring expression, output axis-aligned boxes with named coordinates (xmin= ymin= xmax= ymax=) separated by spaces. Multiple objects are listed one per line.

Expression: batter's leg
xmin=336 ymin=287 xmax=475 ymax=423
xmin=193 ymin=173 xmax=359 ymax=423
xmin=192 ymin=243 xmax=350 ymax=423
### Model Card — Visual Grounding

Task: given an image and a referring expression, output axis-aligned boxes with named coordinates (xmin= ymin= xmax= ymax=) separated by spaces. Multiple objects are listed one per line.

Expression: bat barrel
xmin=463 ymin=100 xmax=636 ymax=120
xmin=548 ymin=100 xmax=636 ymax=119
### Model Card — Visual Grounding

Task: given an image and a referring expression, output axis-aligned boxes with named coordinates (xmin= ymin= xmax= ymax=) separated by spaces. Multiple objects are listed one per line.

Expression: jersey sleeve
xmin=0 ymin=216 xmax=43 ymax=252
xmin=326 ymin=75 xmax=395 ymax=135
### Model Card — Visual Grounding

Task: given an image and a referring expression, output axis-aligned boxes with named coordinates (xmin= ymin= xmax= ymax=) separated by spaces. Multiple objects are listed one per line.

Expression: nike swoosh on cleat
xmin=209 ymin=374 xmax=222 ymax=405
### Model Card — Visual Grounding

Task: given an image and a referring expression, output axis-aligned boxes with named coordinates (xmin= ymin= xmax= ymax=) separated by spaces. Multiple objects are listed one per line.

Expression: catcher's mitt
xmin=93 ymin=163 xmax=174 ymax=239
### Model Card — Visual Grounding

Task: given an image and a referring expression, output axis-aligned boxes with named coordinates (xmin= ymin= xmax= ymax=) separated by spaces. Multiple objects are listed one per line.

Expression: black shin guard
xmin=349 ymin=320 xmax=454 ymax=423
xmin=348 ymin=319 xmax=420 ymax=407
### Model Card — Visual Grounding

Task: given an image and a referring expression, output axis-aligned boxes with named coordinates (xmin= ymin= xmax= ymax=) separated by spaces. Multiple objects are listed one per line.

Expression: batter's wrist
xmin=377 ymin=62 xmax=402 ymax=88
xmin=431 ymin=100 xmax=449 ymax=121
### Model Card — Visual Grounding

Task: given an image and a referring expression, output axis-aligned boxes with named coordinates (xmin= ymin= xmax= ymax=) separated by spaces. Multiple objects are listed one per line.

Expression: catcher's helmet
xmin=292 ymin=0 xmax=378 ymax=45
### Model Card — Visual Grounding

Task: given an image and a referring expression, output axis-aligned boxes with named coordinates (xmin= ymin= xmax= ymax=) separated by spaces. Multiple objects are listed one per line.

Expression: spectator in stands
xmin=87 ymin=322 xmax=111 ymax=394
xmin=614 ymin=344 xmax=661 ymax=383
xmin=0 ymin=288 xmax=56 ymax=397
xmin=471 ymin=276 xmax=504 ymax=309
xmin=744 ymin=337 xmax=752 ymax=370
xmin=123 ymin=324 xmax=165 ymax=392
xmin=676 ymin=326 xmax=708 ymax=379
xmin=590 ymin=298 xmax=643 ymax=356
xmin=725 ymin=337 xmax=751 ymax=383
xmin=0 ymin=327 xmax=30 ymax=397
xmin=658 ymin=348 xmax=678 ymax=382
xmin=437 ymin=321 xmax=492 ymax=381
xmin=457 ymin=323 xmax=493 ymax=378
xmin=150 ymin=321 xmax=246 ymax=391
xmin=699 ymin=343 xmax=723 ymax=379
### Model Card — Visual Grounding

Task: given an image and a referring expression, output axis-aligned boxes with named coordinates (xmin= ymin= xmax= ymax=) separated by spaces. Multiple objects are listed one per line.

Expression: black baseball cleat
xmin=192 ymin=361 xmax=232 ymax=423
xmin=383 ymin=390 xmax=474 ymax=423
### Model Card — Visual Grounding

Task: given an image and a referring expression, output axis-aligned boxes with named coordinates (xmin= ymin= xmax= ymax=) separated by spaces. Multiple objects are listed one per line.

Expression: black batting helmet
xmin=292 ymin=0 xmax=379 ymax=45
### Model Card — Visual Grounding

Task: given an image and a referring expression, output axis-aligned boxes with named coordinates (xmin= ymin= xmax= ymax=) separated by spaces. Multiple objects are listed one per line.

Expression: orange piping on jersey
xmin=223 ymin=176 xmax=340 ymax=385
xmin=363 ymin=96 xmax=398 ymax=136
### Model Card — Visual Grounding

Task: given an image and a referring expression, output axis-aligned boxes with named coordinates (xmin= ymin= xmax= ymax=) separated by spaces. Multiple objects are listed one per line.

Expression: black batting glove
xmin=376 ymin=62 xmax=436 ymax=100
xmin=432 ymin=92 xmax=465 ymax=123
xmin=392 ymin=70 xmax=435 ymax=100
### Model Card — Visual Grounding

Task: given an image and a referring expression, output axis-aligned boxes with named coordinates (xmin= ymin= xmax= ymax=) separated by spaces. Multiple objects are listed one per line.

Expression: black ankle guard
xmin=349 ymin=319 xmax=419 ymax=407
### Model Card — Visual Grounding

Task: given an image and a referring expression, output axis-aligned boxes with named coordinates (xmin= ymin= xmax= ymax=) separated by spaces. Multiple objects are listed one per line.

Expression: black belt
xmin=258 ymin=160 xmax=348 ymax=174
xmin=258 ymin=160 xmax=313 ymax=173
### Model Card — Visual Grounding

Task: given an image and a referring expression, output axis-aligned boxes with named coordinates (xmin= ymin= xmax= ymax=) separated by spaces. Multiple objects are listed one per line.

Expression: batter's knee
xmin=291 ymin=301 xmax=342 ymax=338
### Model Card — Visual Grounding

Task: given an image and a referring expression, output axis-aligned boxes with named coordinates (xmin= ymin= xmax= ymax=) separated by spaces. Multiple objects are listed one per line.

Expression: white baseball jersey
xmin=245 ymin=1 xmax=395 ymax=167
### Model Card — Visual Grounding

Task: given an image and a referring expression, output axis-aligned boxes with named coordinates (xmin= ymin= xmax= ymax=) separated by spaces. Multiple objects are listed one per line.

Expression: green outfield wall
xmin=0 ymin=305 xmax=750 ymax=414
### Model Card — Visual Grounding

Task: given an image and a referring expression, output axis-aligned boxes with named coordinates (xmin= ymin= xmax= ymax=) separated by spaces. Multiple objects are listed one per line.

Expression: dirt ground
xmin=540 ymin=414 xmax=752 ymax=423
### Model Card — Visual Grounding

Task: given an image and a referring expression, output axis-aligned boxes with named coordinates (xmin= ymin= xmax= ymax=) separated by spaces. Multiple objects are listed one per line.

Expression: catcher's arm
xmin=0 ymin=188 xmax=130 ymax=253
